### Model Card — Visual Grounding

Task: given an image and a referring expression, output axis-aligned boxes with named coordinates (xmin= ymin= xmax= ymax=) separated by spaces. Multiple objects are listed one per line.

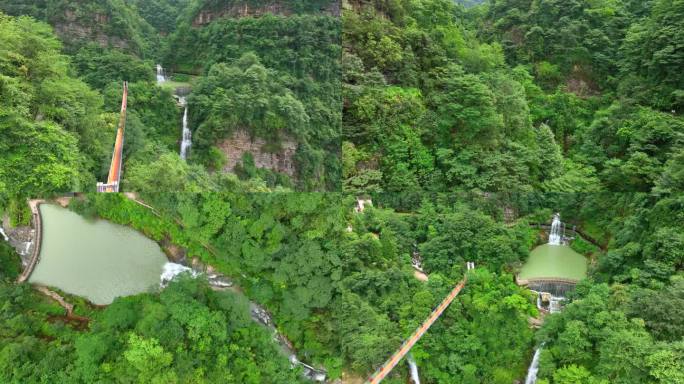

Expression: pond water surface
xmin=519 ymin=244 xmax=587 ymax=281
xmin=29 ymin=204 xmax=168 ymax=304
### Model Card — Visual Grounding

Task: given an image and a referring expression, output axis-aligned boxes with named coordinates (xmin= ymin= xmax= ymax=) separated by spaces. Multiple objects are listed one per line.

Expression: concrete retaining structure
xmin=16 ymin=199 xmax=45 ymax=283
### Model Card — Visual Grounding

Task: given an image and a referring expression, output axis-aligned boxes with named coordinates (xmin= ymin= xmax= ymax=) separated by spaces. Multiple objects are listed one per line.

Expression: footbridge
xmin=97 ymin=81 xmax=128 ymax=192
xmin=365 ymin=265 xmax=472 ymax=384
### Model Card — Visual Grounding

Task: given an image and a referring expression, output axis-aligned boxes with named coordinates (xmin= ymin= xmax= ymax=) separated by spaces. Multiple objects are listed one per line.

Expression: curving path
xmin=16 ymin=199 xmax=45 ymax=283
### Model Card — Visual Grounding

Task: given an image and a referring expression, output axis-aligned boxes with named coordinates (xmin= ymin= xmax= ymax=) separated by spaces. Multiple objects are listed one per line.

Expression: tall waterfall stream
xmin=524 ymin=213 xmax=568 ymax=384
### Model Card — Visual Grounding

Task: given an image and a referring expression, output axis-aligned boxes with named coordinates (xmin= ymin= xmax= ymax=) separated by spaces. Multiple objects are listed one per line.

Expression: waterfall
xmin=548 ymin=213 xmax=562 ymax=245
xmin=407 ymin=353 xmax=421 ymax=384
xmin=549 ymin=296 xmax=564 ymax=314
xmin=525 ymin=347 xmax=543 ymax=384
xmin=179 ymin=97 xmax=192 ymax=160
xmin=160 ymin=262 xmax=197 ymax=285
xmin=0 ymin=227 xmax=8 ymax=241
xmin=156 ymin=64 xmax=166 ymax=84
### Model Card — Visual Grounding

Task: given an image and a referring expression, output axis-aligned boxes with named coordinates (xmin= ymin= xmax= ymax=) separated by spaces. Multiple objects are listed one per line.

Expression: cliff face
xmin=53 ymin=11 xmax=131 ymax=51
xmin=218 ymin=129 xmax=297 ymax=177
xmin=192 ymin=1 xmax=340 ymax=26
xmin=47 ymin=0 xmax=153 ymax=55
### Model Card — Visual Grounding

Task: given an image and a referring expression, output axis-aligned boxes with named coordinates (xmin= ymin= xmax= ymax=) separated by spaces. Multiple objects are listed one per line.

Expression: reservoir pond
xmin=519 ymin=244 xmax=587 ymax=281
xmin=29 ymin=204 xmax=168 ymax=304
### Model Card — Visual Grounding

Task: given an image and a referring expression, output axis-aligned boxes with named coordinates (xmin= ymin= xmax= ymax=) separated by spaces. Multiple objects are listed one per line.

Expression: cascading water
xmin=407 ymin=353 xmax=421 ymax=384
xmin=0 ymin=227 xmax=8 ymax=241
xmin=549 ymin=296 xmax=564 ymax=314
xmin=156 ymin=64 xmax=166 ymax=84
xmin=548 ymin=213 xmax=562 ymax=245
xmin=160 ymin=262 xmax=197 ymax=286
xmin=524 ymin=346 xmax=543 ymax=384
xmin=524 ymin=212 xmax=572 ymax=383
xmin=179 ymin=97 xmax=192 ymax=160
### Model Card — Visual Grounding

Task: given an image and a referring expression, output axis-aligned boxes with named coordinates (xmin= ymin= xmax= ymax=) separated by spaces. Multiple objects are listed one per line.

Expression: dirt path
xmin=35 ymin=285 xmax=90 ymax=324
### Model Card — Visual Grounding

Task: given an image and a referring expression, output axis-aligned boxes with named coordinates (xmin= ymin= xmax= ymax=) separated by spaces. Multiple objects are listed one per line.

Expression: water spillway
xmin=179 ymin=97 xmax=192 ymax=160
xmin=29 ymin=205 xmax=168 ymax=304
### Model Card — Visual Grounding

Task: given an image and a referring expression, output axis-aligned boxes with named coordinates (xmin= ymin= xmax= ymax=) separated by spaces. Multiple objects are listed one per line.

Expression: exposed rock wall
xmin=192 ymin=1 xmax=340 ymax=26
xmin=218 ymin=129 xmax=297 ymax=177
xmin=53 ymin=22 xmax=130 ymax=50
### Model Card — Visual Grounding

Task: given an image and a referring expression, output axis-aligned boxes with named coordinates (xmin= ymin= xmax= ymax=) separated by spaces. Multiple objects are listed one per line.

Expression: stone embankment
xmin=16 ymin=199 xmax=45 ymax=283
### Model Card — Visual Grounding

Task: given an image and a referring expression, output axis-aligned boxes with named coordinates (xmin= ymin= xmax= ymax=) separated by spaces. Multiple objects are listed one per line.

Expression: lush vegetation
xmin=167 ymin=3 xmax=341 ymax=190
xmin=502 ymin=192 xmax=684 ymax=384
xmin=55 ymin=192 xmax=539 ymax=382
xmin=0 ymin=0 xmax=341 ymax=193
xmin=0 ymin=268 xmax=306 ymax=383
xmin=343 ymin=0 xmax=684 ymax=194
xmin=1 ymin=0 xmax=683 ymax=383
xmin=2 ymin=190 xmax=683 ymax=382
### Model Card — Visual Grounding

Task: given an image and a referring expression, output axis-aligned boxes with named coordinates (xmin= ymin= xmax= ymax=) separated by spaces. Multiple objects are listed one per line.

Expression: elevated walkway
xmin=98 ymin=81 xmax=128 ymax=192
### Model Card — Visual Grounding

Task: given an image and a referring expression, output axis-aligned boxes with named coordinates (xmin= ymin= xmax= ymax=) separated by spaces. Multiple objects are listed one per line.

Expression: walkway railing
xmin=98 ymin=81 xmax=128 ymax=192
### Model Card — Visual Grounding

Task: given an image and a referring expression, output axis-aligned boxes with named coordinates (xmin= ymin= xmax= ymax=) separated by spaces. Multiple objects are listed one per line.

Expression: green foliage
xmin=166 ymin=9 xmax=341 ymax=190
xmin=345 ymin=0 xmax=684 ymax=193
xmin=618 ymin=0 xmax=684 ymax=111
xmin=0 ymin=13 xmax=110 ymax=195
xmin=343 ymin=0 xmax=576 ymax=192
xmin=537 ymin=282 xmax=684 ymax=384
xmin=0 ymin=242 xmax=20 ymax=281
xmin=190 ymin=54 xmax=309 ymax=155
xmin=0 ymin=277 xmax=305 ymax=383
xmin=0 ymin=0 xmax=160 ymax=56
xmin=73 ymin=44 xmax=155 ymax=89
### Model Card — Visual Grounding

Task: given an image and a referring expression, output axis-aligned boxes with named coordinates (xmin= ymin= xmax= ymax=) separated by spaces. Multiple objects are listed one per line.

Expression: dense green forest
xmin=1 ymin=0 xmax=684 ymax=383
xmin=0 ymin=0 xmax=341 ymax=197
xmin=2 ymin=191 xmax=682 ymax=383
xmin=343 ymin=0 xmax=683 ymax=193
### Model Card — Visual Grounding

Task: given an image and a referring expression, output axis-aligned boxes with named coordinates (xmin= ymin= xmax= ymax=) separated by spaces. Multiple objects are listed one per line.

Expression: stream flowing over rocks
xmin=0 ymin=216 xmax=35 ymax=268
xmin=160 ymin=257 xmax=327 ymax=382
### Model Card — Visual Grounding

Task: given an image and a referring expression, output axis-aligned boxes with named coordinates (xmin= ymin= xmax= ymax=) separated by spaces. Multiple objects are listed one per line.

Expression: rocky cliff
xmin=192 ymin=1 xmax=340 ymax=26
xmin=218 ymin=129 xmax=297 ymax=177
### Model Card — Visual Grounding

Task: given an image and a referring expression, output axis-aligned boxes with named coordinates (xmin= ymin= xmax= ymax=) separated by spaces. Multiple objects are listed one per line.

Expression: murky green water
xmin=519 ymin=244 xmax=587 ymax=281
xmin=29 ymin=204 xmax=168 ymax=304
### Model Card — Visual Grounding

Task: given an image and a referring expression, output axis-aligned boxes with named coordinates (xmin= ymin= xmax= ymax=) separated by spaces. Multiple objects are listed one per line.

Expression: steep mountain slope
xmin=0 ymin=0 xmax=158 ymax=56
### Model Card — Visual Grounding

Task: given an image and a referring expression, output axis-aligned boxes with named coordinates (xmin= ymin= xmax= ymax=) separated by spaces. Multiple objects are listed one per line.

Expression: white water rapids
xmin=160 ymin=262 xmax=197 ymax=285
